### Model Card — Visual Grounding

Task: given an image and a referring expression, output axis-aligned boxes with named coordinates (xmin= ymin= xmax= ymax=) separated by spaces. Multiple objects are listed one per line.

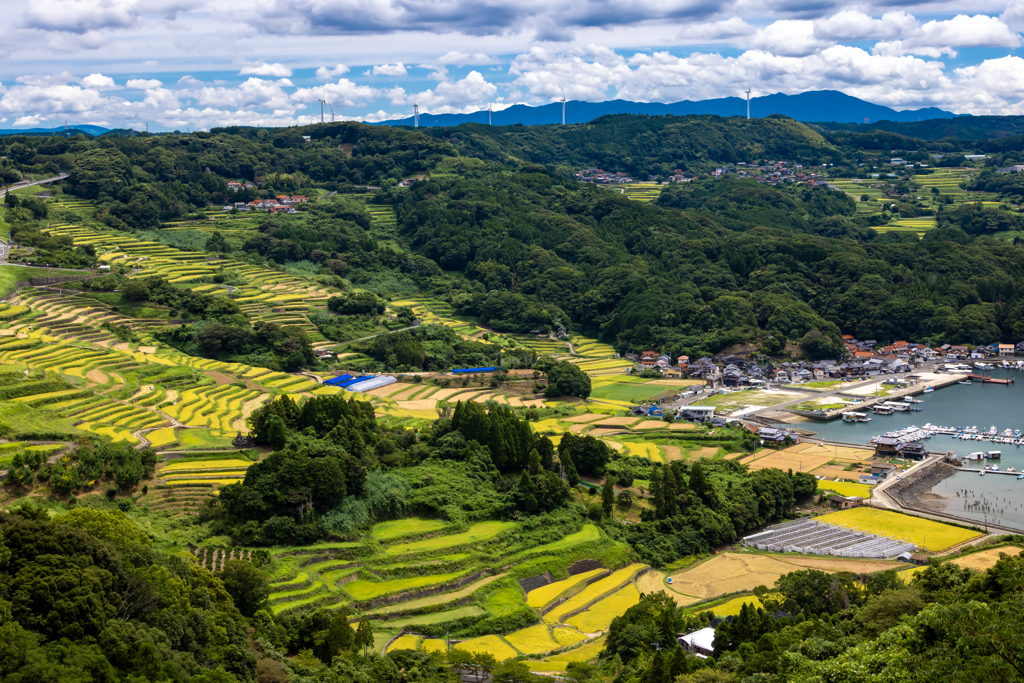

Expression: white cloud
xmin=675 ymin=17 xmax=756 ymax=42
xmin=752 ymin=20 xmax=833 ymax=57
xmin=81 ymin=73 xmax=119 ymax=90
xmin=368 ymin=62 xmax=408 ymax=77
xmin=873 ymin=14 xmax=1021 ymax=57
xmin=238 ymin=61 xmax=292 ymax=77
xmin=1 ymin=118 xmax=7 ymax=123
xmin=14 ymin=115 xmax=42 ymax=126
xmin=15 ymin=72 xmax=78 ymax=87
xmin=292 ymin=79 xmax=380 ymax=108
xmin=315 ymin=64 xmax=349 ymax=80
xmin=436 ymin=51 xmax=496 ymax=66
xmin=22 ymin=0 xmax=138 ymax=33
xmin=177 ymin=75 xmax=204 ymax=86
xmin=384 ymin=71 xmax=498 ymax=113
xmin=194 ymin=77 xmax=294 ymax=111
xmin=512 ymin=46 xmax=631 ymax=101
xmin=127 ymin=78 xmax=163 ymax=88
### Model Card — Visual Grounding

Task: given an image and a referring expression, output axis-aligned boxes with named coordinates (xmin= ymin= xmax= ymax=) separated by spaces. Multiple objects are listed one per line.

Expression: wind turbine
xmin=414 ymin=103 xmax=419 ymax=128
xmin=318 ymin=88 xmax=328 ymax=123
xmin=745 ymin=84 xmax=751 ymax=120
xmin=561 ymin=88 xmax=566 ymax=125
xmin=488 ymin=102 xmax=492 ymax=125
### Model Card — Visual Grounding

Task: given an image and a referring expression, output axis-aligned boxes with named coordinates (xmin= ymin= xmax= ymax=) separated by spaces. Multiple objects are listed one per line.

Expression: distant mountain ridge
xmin=0 ymin=124 xmax=110 ymax=137
xmin=375 ymin=90 xmax=959 ymax=127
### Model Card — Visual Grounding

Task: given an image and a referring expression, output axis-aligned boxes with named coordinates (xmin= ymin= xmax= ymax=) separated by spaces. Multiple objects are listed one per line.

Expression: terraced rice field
xmin=565 ymin=584 xmax=640 ymax=632
xmin=816 ymin=508 xmax=982 ymax=551
xmin=523 ymin=636 xmax=607 ymax=672
xmin=504 ymin=624 xmax=562 ymax=654
xmin=453 ymin=635 xmax=519 ymax=660
xmin=526 ymin=568 xmax=606 ymax=608
xmin=544 ymin=564 xmax=645 ymax=623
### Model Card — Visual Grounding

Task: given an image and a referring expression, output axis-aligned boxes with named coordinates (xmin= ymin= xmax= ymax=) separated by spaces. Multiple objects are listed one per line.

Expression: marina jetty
xmin=787 ymin=373 xmax=964 ymax=421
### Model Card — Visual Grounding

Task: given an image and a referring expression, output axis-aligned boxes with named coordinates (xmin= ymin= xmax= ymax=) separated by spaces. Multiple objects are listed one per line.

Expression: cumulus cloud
xmin=81 ymin=73 xmax=119 ymax=89
xmin=676 ymin=17 xmax=756 ymax=42
xmin=384 ymin=71 xmax=498 ymax=113
xmin=15 ymin=72 xmax=78 ymax=87
xmin=127 ymin=78 xmax=163 ymax=88
xmin=873 ymin=14 xmax=1022 ymax=58
xmin=247 ymin=0 xmax=725 ymax=37
xmin=316 ymin=64 xmax=349 ymax=80
xmin=14 ymin=115 xmax=42 ymax=126
xmin=194 ymin=77 xmax=294 ymax=111
xmin=292 ymin=79 xmax=380 ymax=108
xmin=367 ymin=63 xmax=408 ymax=77
xmin=22 ymin=0 xmax=139 ymax=33
xmin=238 ymin=61 xmax=292 ymax=77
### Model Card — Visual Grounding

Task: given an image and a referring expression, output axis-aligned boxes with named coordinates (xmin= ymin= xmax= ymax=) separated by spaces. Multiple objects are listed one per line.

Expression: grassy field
xmin=372 ymin=518 xmax=448 ymax=542
xmin=815 ymin=508 xmax=982 ymax=551
xmin=384 ymin=521 xmax=516 ymax=555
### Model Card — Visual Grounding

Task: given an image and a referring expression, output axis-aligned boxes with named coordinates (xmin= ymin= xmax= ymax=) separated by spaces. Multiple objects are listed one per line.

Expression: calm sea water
xmin=790 ymin=367 xmax=1024 ymax=531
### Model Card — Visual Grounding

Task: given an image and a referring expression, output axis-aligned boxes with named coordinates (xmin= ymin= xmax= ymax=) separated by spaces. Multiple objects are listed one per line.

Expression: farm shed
xmin=347 ymin=376 xmax=396 ymax=393
xmin=679 ymin=627 xmax=716 ymax=658
xmin=323 ymin=374 xmax=354 ymax=386
xmin=452 ymin=366 xmax=502 ymax=374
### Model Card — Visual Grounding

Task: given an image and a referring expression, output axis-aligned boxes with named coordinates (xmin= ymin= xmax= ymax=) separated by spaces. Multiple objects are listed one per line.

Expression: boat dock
xmin=955 ymin=468 xmax=1023 ymax=476
xmin=967 ymin=374 xmax=1015 ymax=385
xmin=790 ymin=373 xmax=964 ymax=421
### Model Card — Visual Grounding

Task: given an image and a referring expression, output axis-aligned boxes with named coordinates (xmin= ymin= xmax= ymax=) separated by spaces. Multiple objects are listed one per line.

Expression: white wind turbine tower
xmin=413 ymin=104 xmax=419 ymax=128
xmin=488 ymin=102 xmax=492 ymax=125
xmin=561 ymin=88 xmax=566 ymax=125
xmin=745 ymin=84 xmax=751 ymax=120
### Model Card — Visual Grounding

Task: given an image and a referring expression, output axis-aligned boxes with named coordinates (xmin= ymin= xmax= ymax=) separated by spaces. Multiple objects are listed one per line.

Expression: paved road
xmin=0 ymin=173 xmax=68 ymax=198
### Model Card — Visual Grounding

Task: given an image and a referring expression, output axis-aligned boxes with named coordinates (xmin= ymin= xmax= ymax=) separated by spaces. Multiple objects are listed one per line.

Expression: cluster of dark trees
xmin=7 ymin=222 xmax=98 ymax=269
xmin=0 ymin=506 xmax=259 ymax=683
xmin=621 ymin=459 xmax=816 ymax=566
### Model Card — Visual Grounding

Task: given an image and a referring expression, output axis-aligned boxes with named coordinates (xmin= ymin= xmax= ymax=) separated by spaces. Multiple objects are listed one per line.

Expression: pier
xmin=967 ymin=374 xmax=1014 ymax=385
xmin=788 ymin=373 xmax=965 ymax=421
xmin=954 ymin=468 xmax=1023 ymax=476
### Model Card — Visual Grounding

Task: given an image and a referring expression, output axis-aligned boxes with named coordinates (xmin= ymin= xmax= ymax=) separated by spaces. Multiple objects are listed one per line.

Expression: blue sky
xmin=2 ymin=0 xmax=1024 ymax=130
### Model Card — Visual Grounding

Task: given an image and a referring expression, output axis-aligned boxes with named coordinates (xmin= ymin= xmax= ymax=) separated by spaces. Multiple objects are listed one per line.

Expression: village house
xmin=827 ymin=495 xmax=863 ymax=509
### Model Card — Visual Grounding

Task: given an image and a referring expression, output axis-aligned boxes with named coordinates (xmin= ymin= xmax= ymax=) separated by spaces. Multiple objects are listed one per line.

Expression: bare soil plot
xmin=86 ymin=369 xmax=108 ymax=383
xmin=429 ymin=388 xmax=473 ymax=400
xmin=506 ymin=398 xmax=524 ymax=407
xmin=563 ymin=414 xmax=605 ymax=424
xmin=689 ymin=447 xmax=721 ymax=459
xmin=670 ymin=553 xmax=812 ymax=599
xmin=632 ymin=420 xmax=671 ymax=430
xmin=814 ymin=465 xmax=861 ymax=480
xmin=662 ymin=445 xmax=684 ymax=461
xmin=588 ymin=428 xmax=621 ymax=437
xmin=367 ymin=382 xmax=415 ymax=398
xmin=669 ymin=423 xmax=695 ymax=430
xmin=396 ymin=399 xmax=438 ymax=411
xmin=746 ymin=448 xmax=831 ymax=473
xmin=205 ymin=371 xmax=236 ymax=385
xmin=521 ymin=399 xmax=547 ymax=408
xmin=568 ymin=424 xmax=589 ymax=433
xmin=791 ymin=442 xmax=872 ymax=462
xmin=723 ymin=452 xmax=745 ymax=460
xmin=951 ymin=546 xmax=1023 ymax=572
xmin=388 ymin=385 xmax=422 ymax=400
xmin=162 ymin=390 xmax=179 ymax=404
xmin=138 ymin=346 xmax=156 ymax=354
xmin=647 ymin=379 xmax=703 ymax=387
xmin=604 ymin=440 xmax=624 ymax=452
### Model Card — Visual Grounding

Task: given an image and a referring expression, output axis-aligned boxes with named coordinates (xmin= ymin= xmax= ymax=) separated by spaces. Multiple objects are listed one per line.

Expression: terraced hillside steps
xmin=567 ymin=559 xmax=604 ymax=575
xmin=518 ymin=571 xmax=556 ymax=593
